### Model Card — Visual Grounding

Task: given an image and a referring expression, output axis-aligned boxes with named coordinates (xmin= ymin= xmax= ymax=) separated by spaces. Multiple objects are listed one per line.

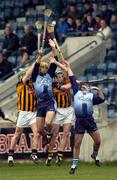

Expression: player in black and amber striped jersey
xmin=16 ymin=79 xmax=37 ymax=112
xmin=52 ymin=75 xmax=71 ymax=108
xmin=8 ymin=71 xmax=39 ymax=166
xmin=46 ymin=71 xmax=75 ymax=166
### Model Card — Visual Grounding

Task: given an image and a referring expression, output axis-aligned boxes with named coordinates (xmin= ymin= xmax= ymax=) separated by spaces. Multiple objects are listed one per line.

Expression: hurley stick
xmin=35 ymin=21 xmax=42 ymax=51
xmin=42 ymin=8 xmax=52 ymax=49
xmin=3 ymin=118 xmax=16 ymax=125
xmin=84 ymin=76 xmax=116 ymax=83
xmin=47 ymin=23 xmax=65 ymax=63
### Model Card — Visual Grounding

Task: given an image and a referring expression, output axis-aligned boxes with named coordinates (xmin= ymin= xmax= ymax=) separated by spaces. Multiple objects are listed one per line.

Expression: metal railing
xmin=67 ymin=40 xmax=98 ymax=60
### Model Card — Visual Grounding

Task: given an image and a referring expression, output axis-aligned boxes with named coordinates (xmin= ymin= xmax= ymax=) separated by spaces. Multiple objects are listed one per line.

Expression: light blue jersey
xmin=74 ymin=90 xmax=94 ymax=117
xmin=69 ymin=75 xmax=105 ymax=118
xmin=32 ymin=62 xmax=57 ymax=102
xmin=33 ymin=73 xmax=53 ymax=100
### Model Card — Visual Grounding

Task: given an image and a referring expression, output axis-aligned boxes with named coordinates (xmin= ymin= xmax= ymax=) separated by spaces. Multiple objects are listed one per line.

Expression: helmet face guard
xmin=55 ymin=71 xmax=64 ymax=77
xmin=18 ymin=71 xmax=26 ymax=81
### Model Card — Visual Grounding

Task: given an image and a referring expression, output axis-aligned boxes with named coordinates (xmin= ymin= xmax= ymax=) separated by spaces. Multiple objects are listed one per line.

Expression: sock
xmin=8 ymin=150 xmax=14 ymax=156
xmin=58 ymin=151 xmax=63 ymax=160
xmin=48 ymin=151 xmax=53 ymax=159
xmin=92 ymin=150 xmax=98 ymax=157
xmin=71 ymin=159 xmax=79 ymax=168
xmin=32 ymin=149 xmax=37 ymax=155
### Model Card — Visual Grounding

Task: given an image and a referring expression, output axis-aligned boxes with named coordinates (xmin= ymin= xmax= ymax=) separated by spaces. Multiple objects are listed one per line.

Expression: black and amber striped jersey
xmin=16 ymin=80 xmax=37 ymax=112
xmin=52 ymin=79 xmax=71 ymax=108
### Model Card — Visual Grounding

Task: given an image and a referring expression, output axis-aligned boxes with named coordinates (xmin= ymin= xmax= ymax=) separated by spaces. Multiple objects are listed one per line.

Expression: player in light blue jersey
xmin=65 ymin=62 xmax=105 ymax=174
xmin=30 ymin=39 xmax=67 ymax=149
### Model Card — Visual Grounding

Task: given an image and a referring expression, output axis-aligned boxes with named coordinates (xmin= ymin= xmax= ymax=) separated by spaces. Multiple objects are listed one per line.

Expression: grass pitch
xmin=0 ymin=161 xmax=117 ymax=180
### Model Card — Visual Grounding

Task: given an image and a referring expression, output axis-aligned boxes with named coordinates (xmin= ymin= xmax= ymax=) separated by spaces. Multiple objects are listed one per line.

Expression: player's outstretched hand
xmin=38 ymin=48 xmax=45 ymax=56
xmin=48 ymin=39 xmax=56 ymax=49
xmin=48 ymin=55 xmax=56 ymax=64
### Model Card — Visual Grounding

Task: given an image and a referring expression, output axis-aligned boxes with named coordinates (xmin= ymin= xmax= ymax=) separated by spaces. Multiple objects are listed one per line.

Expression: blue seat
xmin=84 ymin=64 xmax=97 ymax=76
xmin=107 ymin=109 xmax=116 ymax=118
xmin=8 ymin=56 xmax=17 ymax=65
xmin=107 ymin=50 xmax=117 ymax=57
xmin=79 ymin=76 xmax=87 ymax=82
xmin=0 ymin=1 xmax=5 ymax=9
xmin=97 ymin=72 xmax=105 ymax=79
xmin=4 ymin=8 xmax=12 ymax=19
xmin=23 ymin=0 xmax=31 ymax=7
xmin=97 ymin=63 xmax=107 ymax=74
xmin=32 ymin=0 xmax=40 ymax=5
xmin=13 ymin=8 xmax=22 ymax=18
xmin=14 ymin=0 xmax=24 ymax=8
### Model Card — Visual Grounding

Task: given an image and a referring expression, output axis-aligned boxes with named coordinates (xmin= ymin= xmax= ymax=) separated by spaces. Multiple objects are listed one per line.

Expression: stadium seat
xmin=4 ymin=8 xmax=12 ymax=19
xmin=14 ymin=0 xmax=24 ymax=8
xmin=5 ymin=0 xmax=14 ymax=8
xmin=13 ymin=8 xmax=23 ymax=18
xmin=97 ymin=63 xmax=107 ymax=75
xmin=107 ymin=50 xmax=117 ymax=57
xmin=79 ymin=76 xmax=87 ymax=82
xmin=107 ymin=108 xmax=116 ymax=118
xmin=32 ymin=0 xmax=40 ymax=6
xmin=0 ymin=1 xmax=5 ymax=9
xmin=8 ymin=56 xmax=17 ymax=65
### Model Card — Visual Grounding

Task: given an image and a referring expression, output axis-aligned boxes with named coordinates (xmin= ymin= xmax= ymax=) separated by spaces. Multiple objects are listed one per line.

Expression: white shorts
xmin=16 ymin=111 xmax=36 ymax=128
xmin=53 ymin=106 xmax=75 ymax=125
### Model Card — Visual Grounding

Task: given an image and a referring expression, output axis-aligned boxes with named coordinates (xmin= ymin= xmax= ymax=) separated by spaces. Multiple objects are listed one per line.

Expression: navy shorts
xmin=75 ymin=117 xmax=98 ymax=134
xmin=36 ymin=100 xmax=56 ymax=117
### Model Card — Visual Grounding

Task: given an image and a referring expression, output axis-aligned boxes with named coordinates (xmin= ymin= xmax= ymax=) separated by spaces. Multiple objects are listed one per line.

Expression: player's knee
xmin=33 ymin=132 xmax=39 ymax=139
xmin=45 ymin=121 xmax=51 ymax=129
xmin=38 ymin=128 xmax=43 ymax=134
xmin=74 ymin=140 xmax=82 ymax=149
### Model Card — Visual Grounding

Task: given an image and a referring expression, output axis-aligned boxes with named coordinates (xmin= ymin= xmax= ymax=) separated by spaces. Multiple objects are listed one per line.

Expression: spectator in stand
xmin=0 ymin=51 xmax=13 ymax=80
xmin=82 ymin=14 xmax=96 ymax=35
xmin=83 ymin=2 xmax=93 ymax=18
xmin=2 ymin=26 xmax=19 ymax=58
xmin=101 ymin=3 xmax=113 ymax=24
xmin=96 ymin=19 xmax=112 ymax=50
xmin=66 ymin=16 xmax=76 ymax=36
xmin=110 ymin=13 xmax=117 ymax=33
xmin=92 ymin=2 xmax=102 ymax=19
xmin=18 ymin=50 xmax=31 ymax=68
xmin=75 ymin=18 xmax=84 ymax=36
xmin=21 ymin=25 xmax=37 ymax=55
xmin=65 ymin=2 xmax=83 ymax=20
xmin=93 ymin=15 xmax=102 ymax=33
xmin=56 ymin=14 xmax=68 ymax=43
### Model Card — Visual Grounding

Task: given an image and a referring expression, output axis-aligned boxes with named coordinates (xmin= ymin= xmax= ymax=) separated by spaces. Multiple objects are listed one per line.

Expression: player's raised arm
xmin=22 ymin=49 xmax=44 ymax=84
xmin=66 ymin=63 xmax=80 ymax=95
xmin=48 ymin=55 xmax=67 ymax=78
xmin=48 ymin=39 xmax=57 ymax=57
xmin=90 ymin=86 xmax=105 ymax=105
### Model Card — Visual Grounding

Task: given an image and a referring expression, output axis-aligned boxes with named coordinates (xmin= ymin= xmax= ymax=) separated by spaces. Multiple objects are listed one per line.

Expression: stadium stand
xmin=0 ymin=0 xmax=117 ymax=120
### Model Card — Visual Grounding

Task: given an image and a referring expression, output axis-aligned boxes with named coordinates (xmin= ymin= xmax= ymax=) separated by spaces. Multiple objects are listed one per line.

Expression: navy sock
xmin=92 ymin=150 xmax=98 ymax=157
